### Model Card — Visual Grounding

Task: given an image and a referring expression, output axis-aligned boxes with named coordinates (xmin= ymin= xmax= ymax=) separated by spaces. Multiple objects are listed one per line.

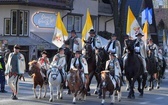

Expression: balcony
xmin=98 ymin=2 xmax=113 ymax=16
xmin=0 ymin=0 xmax=74 ymax=10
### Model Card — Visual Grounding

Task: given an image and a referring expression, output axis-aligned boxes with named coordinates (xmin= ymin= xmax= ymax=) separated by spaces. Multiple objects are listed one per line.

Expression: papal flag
xmin=52 ymin=12 xmax=68 ymax=48
xmin=142 ymin=21 xmax=149 ymax=43
xmin=126 ymin=6 xmax=143 ymax=39
xmin=82 ymin=9 xmax=93 ymax=45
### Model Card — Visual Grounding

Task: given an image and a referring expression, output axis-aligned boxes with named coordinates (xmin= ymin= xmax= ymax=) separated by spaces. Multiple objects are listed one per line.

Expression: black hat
xmin=89 ymin=29 xmax=95 ymax=34
xmin=136 ymin=33 xmax=144 ymax=37
xmin=124 ymin=34 xmax=129 ymax=39
xmin=41 ymin=50 xmax=47 ymax=55
xmin=71 ymin=30 xmax=76 ymax=34
xmin=14 ymin=44 xmax=21 ymax=49
xmin=64 ymin=40 xmax=70 ymax=45
xmin=148 ymin=38 xmax=153 ymax=41
xmin=111 ymin=33 xmax=117 ymax=37
xmin=58 ymin=47 xmax=64 ymax=52
xmin=109 ymin=52 xmax=116 ymax=57
xmin=75 ymin=50 xmax=81 ymax=54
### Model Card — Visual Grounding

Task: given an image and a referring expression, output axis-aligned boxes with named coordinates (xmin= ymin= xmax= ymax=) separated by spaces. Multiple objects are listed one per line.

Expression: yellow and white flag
xmin=142 ymin=21 xmax=149 ymax=42
xmin=126 ymin=6 xmax=143 ymax=39
xmin=82 ymin=9 xmax=93 ymax=45
xmin=163 ymin=29 xmax=167 ymax=50
xmin=52 ymin=12 xmax=68 ymax=48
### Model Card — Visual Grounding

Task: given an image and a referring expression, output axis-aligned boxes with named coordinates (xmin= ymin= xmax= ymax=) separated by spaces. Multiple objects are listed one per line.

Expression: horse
xmin=67 ymin=69 xmax=86 ymax=104
xmin=47 ymin=67 xmax=63 ymax=102
xmin=28 ymin=60 xmax=47 ymax=99
xmin=158 ymin=56 xmax=166 ymax=79
xmin=146 ymin=49 xmax=160 ymax=90
xmin=124 ymin=39 xmax=147 ymax=98
xmin=100 ymin=70 xmax=121 ymax=105
xmin=83 ymin=40 xmax=100 ymax=95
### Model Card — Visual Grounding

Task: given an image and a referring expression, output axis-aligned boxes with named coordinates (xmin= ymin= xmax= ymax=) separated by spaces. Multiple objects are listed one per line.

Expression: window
xmin=91 ymin=16 xmax=97 ymax=32
xmin=10 ymin=10 xmax=29 ymax=36
xmin=4 ymin=18 xmax=11 ymax=35
xmin=67 ymin=15 xmax=82 ymax=32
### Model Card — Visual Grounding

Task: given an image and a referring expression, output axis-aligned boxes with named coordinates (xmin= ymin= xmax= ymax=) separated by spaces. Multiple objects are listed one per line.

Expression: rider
xmin=68 ymin=51 xmax=89 ymax=88
xmin=87 ymin=29 xmax=102 ymax=50
xmin=105 ymin=53 xmax=121 ymax=89
xmin=147 ymin=38 xmax=159 ymax=64
xmin=133 ymin=33 xmax=147 ymax=73
xmin=50 ymin=48 xmax=66 ymax=85
xmin=65 ymin=30 xmax=82 ymax=55
xmin=122 ymin=34 xmax=129 ymax=56
xmin=106 ymin=33 xmax=121 ymax=58
xmin=38 ymin=51 xmax=50 ymax=80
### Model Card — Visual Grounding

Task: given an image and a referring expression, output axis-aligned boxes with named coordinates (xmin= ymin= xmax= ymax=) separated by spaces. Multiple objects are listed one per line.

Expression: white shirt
xmin=108 ymin=41 xmax=116 ymax=53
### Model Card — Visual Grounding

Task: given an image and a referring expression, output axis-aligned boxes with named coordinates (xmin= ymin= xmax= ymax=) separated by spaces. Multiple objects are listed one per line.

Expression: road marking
xmin=156 ymin=97 xmax=164 ymax=100
xmin=139 ymin=102 xmax=149 ymax=104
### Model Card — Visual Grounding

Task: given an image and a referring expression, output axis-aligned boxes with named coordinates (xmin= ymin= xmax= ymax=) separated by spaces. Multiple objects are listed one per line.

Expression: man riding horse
xmin=50 ymin=48 xmax=66 ymax=87
xmin=123 ymin=33 xmax=147 ymax=74
xmin=67 ymin=51 xmax=89 ymax=90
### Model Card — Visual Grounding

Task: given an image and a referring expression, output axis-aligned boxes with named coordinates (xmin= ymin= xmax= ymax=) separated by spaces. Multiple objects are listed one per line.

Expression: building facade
xmin=0 ymin=0 xmax=114 ymax=68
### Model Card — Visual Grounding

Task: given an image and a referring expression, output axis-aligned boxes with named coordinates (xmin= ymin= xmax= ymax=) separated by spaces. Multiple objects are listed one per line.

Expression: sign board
xmin=33 ymin=12 xmax=56 ymax=28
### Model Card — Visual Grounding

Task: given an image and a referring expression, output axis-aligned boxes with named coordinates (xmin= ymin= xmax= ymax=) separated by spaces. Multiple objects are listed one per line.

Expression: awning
xmin=0 ymin=36 xmax=40 ymax=46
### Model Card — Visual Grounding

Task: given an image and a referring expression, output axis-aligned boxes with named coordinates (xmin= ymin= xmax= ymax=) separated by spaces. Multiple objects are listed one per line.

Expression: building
xmin=0 ymin=0 xmax=114 ymax=69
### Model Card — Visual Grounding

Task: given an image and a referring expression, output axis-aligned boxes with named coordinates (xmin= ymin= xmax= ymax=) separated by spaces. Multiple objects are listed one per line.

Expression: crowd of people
xmin=0 ymin=29 xmax=166 ymax=100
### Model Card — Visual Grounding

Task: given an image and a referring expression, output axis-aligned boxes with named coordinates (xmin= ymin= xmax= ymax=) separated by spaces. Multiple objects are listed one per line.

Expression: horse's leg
xmin=87 ymin=71 xmax=94 ymax=96
xmin=57 ymin=85 xmax=60 ymax=99
xmin=130 ymin=78 xmax=136 ymax=99
xmin=148 ymin=74 xmax=153 ymax=91
xmin=141 ymin=73 xmax=147 ymax=96
xmin=38 ymin=86 xmax=42 ymax=99
xmin=127 ymin=77 xmax=132 ymax=98
xmin=156 ymin=72 xmax=160 ymax=89
xmin=101 ymin=89 xmax=106 ymax=105
xmin=60 ymin=84 xmax=63 ymax=99
xmin=43 ymin=84 xmax=47 ymax=98
xmin=125 ymin=77 xmax=130 ymax=91
xmin=73 ymin=92 xmax=77 ymax=104
xmin=49 ymin=84 xmax=54 ymax=102
xmin=117 ymin=89 xmax=121 ymax=102
xmin=137 ymin=77 xmax=143 ymax=97
xmin=33 ymin=84 xmax=37 ymax=98
xmin=94 ymin=73 xmax=101 ymax=95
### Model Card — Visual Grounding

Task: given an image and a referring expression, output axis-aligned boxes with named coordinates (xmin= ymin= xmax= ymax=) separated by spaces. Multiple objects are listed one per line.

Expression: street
xmin=0 ymin=71 xmax=168 ymax=105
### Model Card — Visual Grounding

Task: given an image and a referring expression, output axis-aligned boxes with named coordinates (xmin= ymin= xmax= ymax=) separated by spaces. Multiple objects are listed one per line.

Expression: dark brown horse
xmin=83 ymin=40 xmax=100 ymax=96
xmin=68 ymin=69 xmax=86 ymax=104
xmin=124 ymin=39 xmax=147 ymax=98
xmin=100 ymin=70 xmax=121 ymax=105
xmin=28 ymin=60 xmax=47 ymax=99
xmin=146 ymin=49 xmax=160 ymax=90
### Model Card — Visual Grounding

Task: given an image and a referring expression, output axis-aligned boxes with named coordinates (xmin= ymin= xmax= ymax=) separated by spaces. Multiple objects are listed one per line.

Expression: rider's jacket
xmin=134 ymin=39 xmax=147 ymax=58
xmin=87 ymin=35 xmax=102 ymax=49
xmin=105 ymin=58 xmax=121 ymax=77
xmin=106 ymin=40 xmax=121 ymax=58
xmin=70 ymin=56 xmax=88 ymax=74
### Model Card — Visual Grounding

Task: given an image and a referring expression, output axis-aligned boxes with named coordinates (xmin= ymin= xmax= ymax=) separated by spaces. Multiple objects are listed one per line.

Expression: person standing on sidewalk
xmin=0 ymin=53 xmax=7 ymax=93
xmin=5 ymin=45 xmax=26 ymax=100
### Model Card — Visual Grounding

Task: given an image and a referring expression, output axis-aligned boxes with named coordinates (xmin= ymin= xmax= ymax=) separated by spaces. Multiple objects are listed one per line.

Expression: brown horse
xmin=83 ymin=40 xmax=100 ymax=96
xmin=101 ymin=70 xmax=121 ymax=105
xmin=67 ymin=69 xmax=87 ymax=104
xmin=28 ymin=60 xmax=47 ymax=99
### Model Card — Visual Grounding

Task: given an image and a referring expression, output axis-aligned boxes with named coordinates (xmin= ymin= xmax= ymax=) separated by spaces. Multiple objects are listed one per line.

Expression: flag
xmin=141 ymin=8 xmax=153 ymax=25
xmin=82 ymin=9 xmax=93 ymax=45
xmin=142 ymin=21 xmax=148 ymax=42
xmin=126 ymin=6 xmax=143 ymax=39
xmin=163 ymin=29 xmax=167 ymax=50
xmin=52 ymin=12 xmax=68 ymax=48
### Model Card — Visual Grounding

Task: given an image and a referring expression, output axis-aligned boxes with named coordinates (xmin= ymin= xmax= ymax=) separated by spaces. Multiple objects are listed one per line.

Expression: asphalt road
xmin=0 ymin=71 xmax=168 ymax=105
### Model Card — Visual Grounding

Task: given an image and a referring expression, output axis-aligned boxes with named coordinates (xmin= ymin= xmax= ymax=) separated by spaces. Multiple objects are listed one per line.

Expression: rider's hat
xmin=41 ymin=50 xmax=47 ymax=55
xmin=124 ymin=34 xmax=129 ymax=39
xmin=58 ymin=47 xmax=64 ymax=52
xmin=71 ymin=30 xmax=76 ymax=34
xmin=14 ymin=44 xmax=21 ymax=49
xmin=109 ymin=52 xmax=116 ymax=57
xmin=111 ymin=33 xmax=117 ymax=37
xmin=75 ymin=50 xmax=81 ymax=54
xmin=135 ymin=33 xmax=144 ymax=37
xmin=89 ymin=29 xmax=95 ymax=34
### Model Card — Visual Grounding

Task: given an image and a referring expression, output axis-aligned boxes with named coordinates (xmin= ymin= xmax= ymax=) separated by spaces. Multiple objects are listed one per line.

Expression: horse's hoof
xmin=73 ymin=102 xmax=76 ymax=104
xmin=101 ymin=103 xmax=104 ymax=105
xmin=131 ymin=95 xmax=135 ymax=99
xmin=38 ymin=97 xmax=41 ymax=99
xmin=35 ymin=96 xmax=37 ymax=99
xmin=126 ymin=88 xmax=129 ymax=91
xmin=110 ymin=102 xmax=114 ymax=105
xmin=49 ymin=99 xmax=53 ymax=102
xmin=156 ymin=86 xmax=160 ymax=89
xmin=148 ymin=87 xmax=152 ymax=91
xmin=43 ymin=96 xmax=46 ymax=98
xmin=127 ymin=95 xmax=131 ymax=99
xmin=94 ymin=91 xmax=98 ymax=94
xmin=97 ymin=96 xmax=102 ymax=99
xmin=118 ymin=99 xmax=121 ymax=102
xmin=60 ymin=97 xmax=63 ymax=99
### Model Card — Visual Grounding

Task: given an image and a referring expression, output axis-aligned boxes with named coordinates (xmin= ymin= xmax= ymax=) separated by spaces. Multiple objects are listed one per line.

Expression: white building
xmin=0 ymin=0 xmax=114 ymax=68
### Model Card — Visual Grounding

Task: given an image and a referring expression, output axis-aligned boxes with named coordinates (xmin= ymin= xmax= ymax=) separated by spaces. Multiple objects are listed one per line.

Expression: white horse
xmin=47 ymin=67 xmax=63 ymax=102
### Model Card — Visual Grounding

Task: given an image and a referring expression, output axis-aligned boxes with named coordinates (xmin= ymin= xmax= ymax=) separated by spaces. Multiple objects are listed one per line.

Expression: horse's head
xmin=101 ymin=70 xmax=110 ymax=88
xmin=83 ymin=40 xmax=93 ymax=59
xmin=28 ymin=60 xmax=41 ymax=76
xmin=49 ymin=68 xmax=59 ymax=80
xmin=69 ymin=69 xmax=80 ymax=84
xmin=126 ymin=39 xmax=135 ymax=53
xmin=147 ymin=49 xmax=155 ymax=58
